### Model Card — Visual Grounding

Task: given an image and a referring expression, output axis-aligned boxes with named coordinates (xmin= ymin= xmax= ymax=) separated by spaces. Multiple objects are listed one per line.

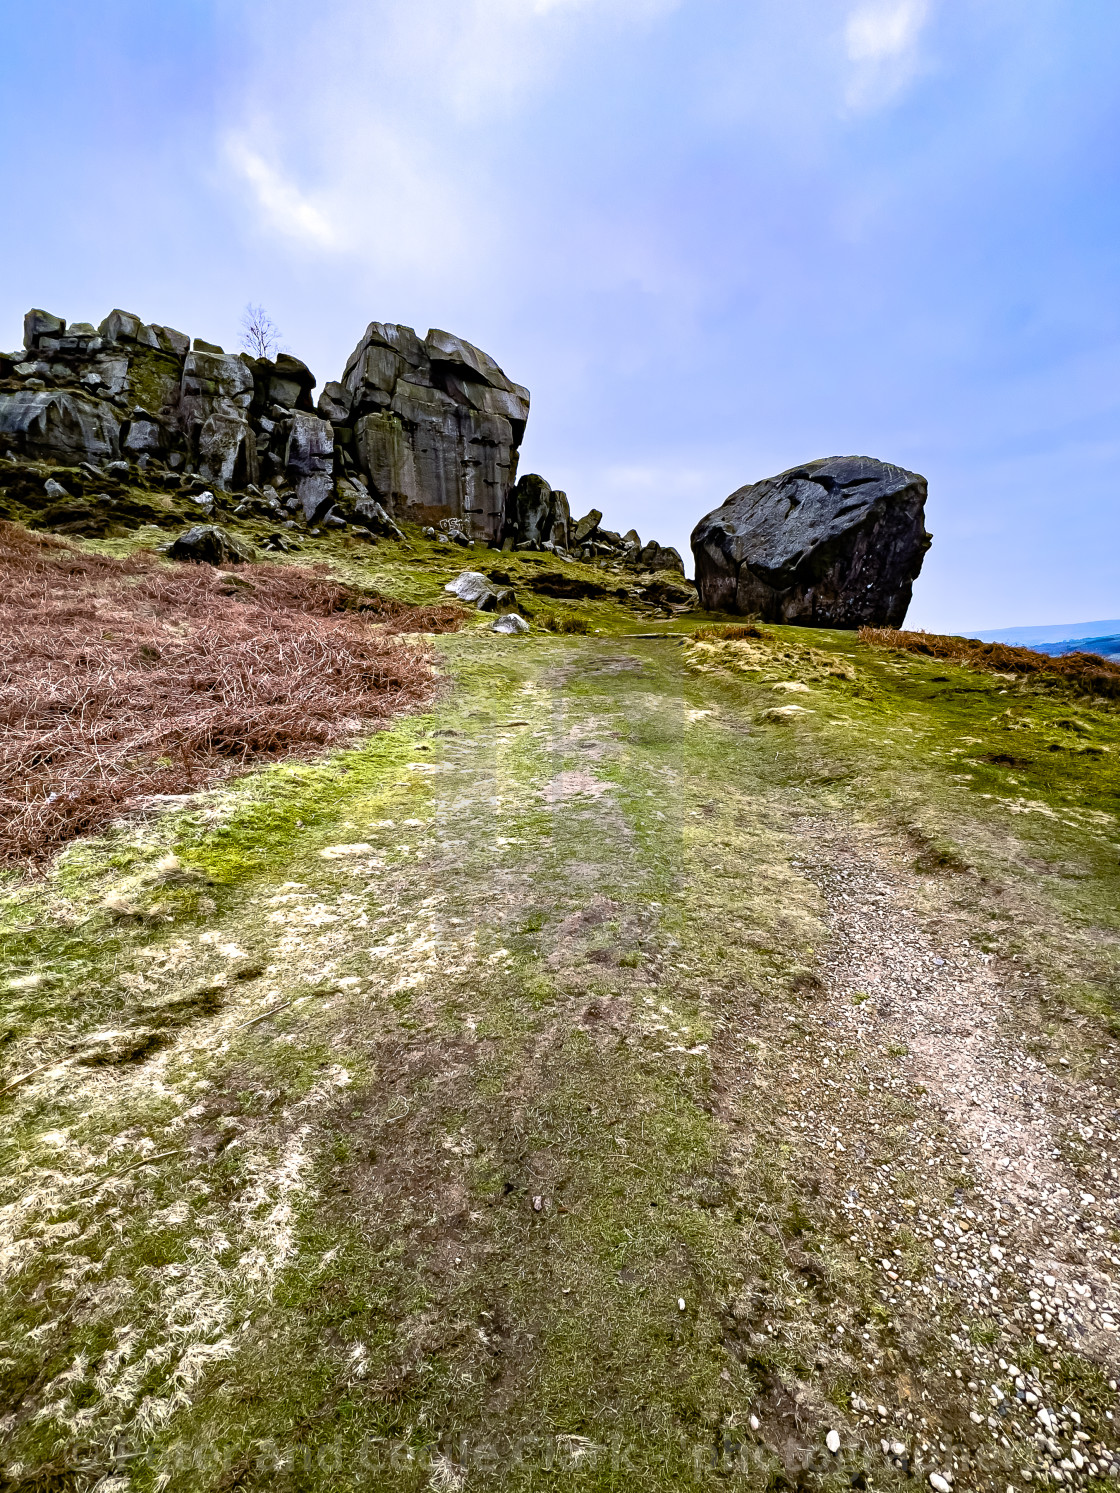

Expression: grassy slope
xmin=1 ymin=540 xmax=1119 ymax=1490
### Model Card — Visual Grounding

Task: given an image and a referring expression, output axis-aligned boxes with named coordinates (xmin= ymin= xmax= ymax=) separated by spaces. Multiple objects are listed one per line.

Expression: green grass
xmin=3 ymin=536 xmax=1120 ymax=1488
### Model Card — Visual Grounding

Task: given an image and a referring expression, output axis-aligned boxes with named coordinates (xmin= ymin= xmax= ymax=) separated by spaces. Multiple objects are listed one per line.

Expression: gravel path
xmin=794 ymin=824 xmax=1120 ymax=1487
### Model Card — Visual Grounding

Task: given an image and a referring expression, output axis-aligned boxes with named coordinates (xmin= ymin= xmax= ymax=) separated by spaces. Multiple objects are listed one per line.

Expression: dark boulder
xmin=166 ymin=524 xmax=258 ymax=565
xmin=502 ymin=473 xmax=570 ymax=550
xmin=690 ymin=456 xmax=931 ymax=627
xmin=627 ymin=539 xmax=685 ymax=575
xmin=571 ymin=509 xmax=602 ymax=545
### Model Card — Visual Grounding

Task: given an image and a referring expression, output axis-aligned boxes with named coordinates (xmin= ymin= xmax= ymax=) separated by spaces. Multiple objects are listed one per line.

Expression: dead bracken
xmin=0 ymin=523 xmax=464 ymax=869
xmin=859 ymin=626 xmax=1120 ymax=698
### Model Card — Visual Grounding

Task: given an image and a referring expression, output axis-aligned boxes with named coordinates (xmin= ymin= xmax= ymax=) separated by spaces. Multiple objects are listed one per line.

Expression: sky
xmin=2 ymin=0 xmax=1118 ymax=630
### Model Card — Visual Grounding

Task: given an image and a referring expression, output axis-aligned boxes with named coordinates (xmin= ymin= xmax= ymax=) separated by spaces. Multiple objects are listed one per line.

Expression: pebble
xmin=826 ymin=1429 xmax=841 ymax=1454
xmin=930 ymin=1475 xmax=953 ymax=1493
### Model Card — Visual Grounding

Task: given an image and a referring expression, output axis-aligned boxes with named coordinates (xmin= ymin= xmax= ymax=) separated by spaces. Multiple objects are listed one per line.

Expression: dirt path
xmin=2 ymin=632 xmax=1119 ymax=1491
xmin=787 ymin=825 xmax=1120 ymax=1484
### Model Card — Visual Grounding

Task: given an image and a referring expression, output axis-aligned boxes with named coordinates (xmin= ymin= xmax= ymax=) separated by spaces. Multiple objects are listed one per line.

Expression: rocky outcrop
xmin=0 ymin=306 xmax=688 ymax=582
xmin=690 ymin=456 xmax=931 ymax=627
xmin=0 ymin=308 xmax=529 ymax=542
xmin=341 ymin=322 xmax=529 ymax=541
xmin=502 ymin=474 xmax=570 ymax=551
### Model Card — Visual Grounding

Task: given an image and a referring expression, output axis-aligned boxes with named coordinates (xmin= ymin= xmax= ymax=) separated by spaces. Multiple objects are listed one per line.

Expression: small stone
xmin=930 ymin=1475 xmax=953 ymax=1493
xmin=749 ymin=1415 xmax=760 ymax=1432
xmin=44 ymin=476 xmax=68 ymax=499
xmin=677 ymin=1297 xmax=686 ymax=1312
xmin=826 ymin=1429 xmax=841 ymax=1454
xmin=491 ymin=613 xmax=530 ymax=635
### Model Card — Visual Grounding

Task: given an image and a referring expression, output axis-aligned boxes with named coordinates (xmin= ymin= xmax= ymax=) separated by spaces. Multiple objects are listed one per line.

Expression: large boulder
xmin=166 ymin=524 xmax=257 ymax=565
xmin=179 ymin=350 xmax=256 ymax=489
xmin=690 ymin=456 xmax=931 ymax=627
xmin=341 ymin=322 xmax=529 ymax=541
xmin=285 ymin=412 xmax=335 ymax=520
xmin=503 ymin=473 xmax=570 ymax=550
xmin=0 ymin=388 xmax=120 ymax=462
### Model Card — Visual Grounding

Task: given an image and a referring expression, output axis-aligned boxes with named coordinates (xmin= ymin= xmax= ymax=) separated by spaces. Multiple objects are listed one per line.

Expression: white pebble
xmin=678 ymin=1297 xmax=686 ymax=1311
xmin=826 ymin=1429 xmax=841 ymax=1454
xmin=930 ymin=1475 xmax=953 ymax=1493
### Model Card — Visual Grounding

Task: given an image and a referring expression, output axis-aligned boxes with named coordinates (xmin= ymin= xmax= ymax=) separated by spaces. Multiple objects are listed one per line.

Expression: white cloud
xmin=225 ymin=138 xmax=338 ymax=248
xmin=843 ymin=0 xmax=931 ymax=108
xmin=845 ymin=0 xmax=928 ymax=61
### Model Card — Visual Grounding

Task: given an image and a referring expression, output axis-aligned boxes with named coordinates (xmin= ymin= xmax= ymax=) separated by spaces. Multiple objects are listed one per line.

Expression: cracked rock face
xmin=690 ymin=456 xmax=931 ymax=627
xmin=342 ymin=321 xmax=529 ymax=542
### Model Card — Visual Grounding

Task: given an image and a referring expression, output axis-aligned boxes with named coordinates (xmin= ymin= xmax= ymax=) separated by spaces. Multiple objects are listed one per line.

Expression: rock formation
xmin=0 ymin=308 xmax=529 ymax=542
xmin=0 ymin=306 xmax=689 ymax=589
xmin=690 ymin=456 xmax=931 ymax=627
xmin=340 ymin=322 xmax=529 ymax=540
xmin=502 ymin=473 xmax=570 ymax=551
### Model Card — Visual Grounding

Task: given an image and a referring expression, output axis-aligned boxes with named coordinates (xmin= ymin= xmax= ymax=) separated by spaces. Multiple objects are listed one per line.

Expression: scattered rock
xmin=347 ymin=485 xmax=404 ymax=540
xmin=691 ymin=455 xmax=931 ymax=626
xmin=491 ymin=613 xmax=530 ymax=634
xmin=166 ymin=525 xmax=258 ymax=565
xmin=571 ymin=509 xmax=602 ymax=545
xmin=445 ymin=571 xmax=498 ymax=608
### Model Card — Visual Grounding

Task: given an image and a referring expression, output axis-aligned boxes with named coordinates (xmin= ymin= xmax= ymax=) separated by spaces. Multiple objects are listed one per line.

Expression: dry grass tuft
xmin=0 ymin=523 xmax=465 ymax=869
xmin=859 ymin=626 xmax=1120 ymax=699
xmin=543 ymin=613 xmax=591 ymax=635
xmin=693 ymin=623 xmax=764 ymax=642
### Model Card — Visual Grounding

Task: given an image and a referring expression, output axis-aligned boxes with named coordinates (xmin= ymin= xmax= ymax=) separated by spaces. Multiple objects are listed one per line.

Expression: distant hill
xmin=968 ymin=619 xmax=1120 ymax=660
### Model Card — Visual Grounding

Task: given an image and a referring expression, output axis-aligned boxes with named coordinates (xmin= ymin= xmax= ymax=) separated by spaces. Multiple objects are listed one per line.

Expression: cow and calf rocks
xmin=691 ymin=456 xmax=930 ymax=628
xmin=1 ymin=306 xmax=929 ymax=626
xmin=0 ymin=306 xmax=686 ymax=582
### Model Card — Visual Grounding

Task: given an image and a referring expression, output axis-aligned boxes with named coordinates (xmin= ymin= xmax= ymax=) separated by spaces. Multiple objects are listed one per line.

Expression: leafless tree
xmin=240 ymin=304 xmax=282 ymax=360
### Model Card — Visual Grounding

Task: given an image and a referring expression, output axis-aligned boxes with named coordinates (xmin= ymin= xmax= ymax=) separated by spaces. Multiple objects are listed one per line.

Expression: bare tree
xmin=240 ymin=304 xmax=282 ymax=360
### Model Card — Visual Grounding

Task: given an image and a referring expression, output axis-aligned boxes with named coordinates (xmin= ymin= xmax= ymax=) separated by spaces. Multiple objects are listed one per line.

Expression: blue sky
xmin=2 ymin=0 xmax=1118 ymax=630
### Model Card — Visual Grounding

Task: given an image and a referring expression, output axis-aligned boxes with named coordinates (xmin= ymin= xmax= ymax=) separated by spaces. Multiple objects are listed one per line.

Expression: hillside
xmin=2 ymin=524 xmax=1120 ymax=1492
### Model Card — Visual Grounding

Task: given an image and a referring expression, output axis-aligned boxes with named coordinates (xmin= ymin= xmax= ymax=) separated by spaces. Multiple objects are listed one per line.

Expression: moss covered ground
xmin=2 ymin=531 xmax=1120 ymax=1491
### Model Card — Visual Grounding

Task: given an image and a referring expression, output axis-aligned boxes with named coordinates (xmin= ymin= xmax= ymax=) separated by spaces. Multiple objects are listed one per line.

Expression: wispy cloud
xmin=843 ymin=0 xmax=931 ymax=108
xmin=225 ymin=138 xmax=338 ymax=248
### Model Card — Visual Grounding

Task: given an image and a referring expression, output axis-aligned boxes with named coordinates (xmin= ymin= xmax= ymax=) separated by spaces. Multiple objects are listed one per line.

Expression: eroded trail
xmin=2 ymin=632 xmax=1119 ymax=1492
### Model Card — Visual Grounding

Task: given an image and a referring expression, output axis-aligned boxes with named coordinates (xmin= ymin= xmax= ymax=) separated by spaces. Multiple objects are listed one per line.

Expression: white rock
xmin=826 ymin=1429 xmax=841 ymax=1454
xmin=930 ymin=1475 xmax=953 ymax=1493
xmin=677 ymin=1297 xmax=686 ymax=1311
xmin=749 ymin=1414 xmax=760 ymax=1432
xmin=444 ymin=570 xmax=494 ymax=605
xmin=492 ymin=613 xmax=530 ymax=635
